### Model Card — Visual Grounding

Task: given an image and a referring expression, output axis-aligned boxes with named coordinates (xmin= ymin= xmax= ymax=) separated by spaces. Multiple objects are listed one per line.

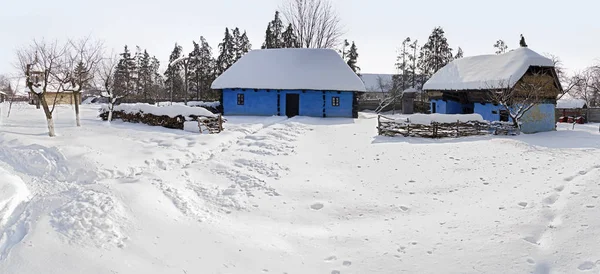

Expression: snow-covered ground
xmin=1 ymin=103 xmax=600 ymax=274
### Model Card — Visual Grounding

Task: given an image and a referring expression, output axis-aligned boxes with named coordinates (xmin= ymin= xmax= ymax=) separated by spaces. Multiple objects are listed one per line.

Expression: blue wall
xmin=222 ymin=89 xmax=354 ymax=118
xmin=518 ymin=103 xmax=556 ymax=133
xmin=430 ymin=99 xmax=472 ymax=114
xmin=474 ymin=103 xmax=503 ymax=121
xmin=222 ymin=89 xmax=278 ymax=116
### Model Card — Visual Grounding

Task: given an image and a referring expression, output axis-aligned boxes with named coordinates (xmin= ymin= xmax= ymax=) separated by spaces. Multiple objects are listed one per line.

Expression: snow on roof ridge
xmin=212 ymin=48 xmax=367 ymax=92
xmin=423 ymin=47 xmax=555 ymax=91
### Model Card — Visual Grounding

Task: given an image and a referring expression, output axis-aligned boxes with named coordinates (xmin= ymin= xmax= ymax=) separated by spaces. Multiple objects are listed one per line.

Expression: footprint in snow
xmin=518 ymin=202 xmax=528 ymax=208
xmin=324 ymin=256 xmax=337 ymax=262
xmin=311 ymin=203 xmax=324 ymax=210
xmin=342 ymin=261 xmax=352 ymax=266
xmin=577 ymin=261 xmax=595 ymax=271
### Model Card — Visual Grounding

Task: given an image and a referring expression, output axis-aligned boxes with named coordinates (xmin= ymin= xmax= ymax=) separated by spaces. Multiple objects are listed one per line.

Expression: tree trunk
xmin=74 ymin=92 xmax=81 ymax=127
xmin=38 ymin=94 xmax=55 ymax=137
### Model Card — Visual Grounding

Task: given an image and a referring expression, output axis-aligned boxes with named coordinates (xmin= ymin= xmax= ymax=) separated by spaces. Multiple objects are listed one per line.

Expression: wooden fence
xmin=556 ymin=108 xmax=600 ymax=123
xmin=377 ymin=115 xmax=518 ymax=138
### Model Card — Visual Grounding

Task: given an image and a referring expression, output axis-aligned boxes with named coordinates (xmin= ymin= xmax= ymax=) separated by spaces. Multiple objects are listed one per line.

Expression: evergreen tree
xmin=262 ymin=11 xmax=285 ymax=49
xmin=188 ymin=41 xmax=202 ymax=100
xmin=396 ymin=37 xmax=412 ymax=91
xmin=454 ymin=47 xmax=464 ymax=59
xmin=494 ymin=39 xmax=508 ymax=54
xmin=113 ymin=45 xmax=137 ymax=96
xmin=340 ymin=39 xmax=350 ymax=60
xmin=418 ymin=27 xmax=454 ymax=79
xmin=164 ymin=43 xmax=184 ymax=101
xmin=138 ymin=50 xmax=152 ymax=99
xmin=262 ymin=23 xmax=274 ymax=49
xmin=282 ymin=24 xmax=299 ymax=48
xmin=216 ymin=28 xmax=235 ymax=75
xmin=346 ymin=41 xmax=359 ymax=74
xmin=239 ymin=31 xmax=252 ymax=58
xmin=150 ymin=56 xmax=163 ymax=99
xmin=408 ymin=40 xmax=419 ymax=88
xmin=198 ymin=37 xmax=216 ymax=100
xmin=519 ymin=34 xmax=528 ymax=47
xmin=232 ymin=27 xmax=242 ymax=61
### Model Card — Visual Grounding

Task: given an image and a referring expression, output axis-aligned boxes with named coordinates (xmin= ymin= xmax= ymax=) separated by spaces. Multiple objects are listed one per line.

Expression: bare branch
xmin=281 ymin=0 xmax=344 ymax=49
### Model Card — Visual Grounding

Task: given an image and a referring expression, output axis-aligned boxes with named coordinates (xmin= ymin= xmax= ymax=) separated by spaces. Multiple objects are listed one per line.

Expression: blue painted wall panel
xmin=430 ymin=99 xmax=446 ymax=114
xmin=474 ymin=103 xmax=502 ymax=121
xmin=223 ymin=89 xmax=278 ymax=116
xmin=223 ymin=89 xmax=354 ymax=118
xmin=519 ymin=103 xmax=556 ymax=133
xmin=325 ymin=91 xmax=353 ymax=117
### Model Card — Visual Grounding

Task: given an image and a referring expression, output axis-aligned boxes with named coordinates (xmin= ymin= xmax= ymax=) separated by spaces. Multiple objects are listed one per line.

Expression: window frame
xmin=331 ymin=96 xmax=340 ymax=107
xmin=237 ymin=93 xmax=244 ymax=105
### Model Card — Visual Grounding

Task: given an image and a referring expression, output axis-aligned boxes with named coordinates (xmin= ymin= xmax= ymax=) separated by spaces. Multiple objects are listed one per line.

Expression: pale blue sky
xmin=1 ymin=0 xmax=598 ymax=77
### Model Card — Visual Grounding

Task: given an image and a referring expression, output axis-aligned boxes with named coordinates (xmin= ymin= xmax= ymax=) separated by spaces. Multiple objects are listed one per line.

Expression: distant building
xmin=212 ymin=48 xmax=366 ymax=118
xmin=423 ymin=47 xmax=562 ymax=133
xmin=27 ymin=90 xmax=81 ymax=106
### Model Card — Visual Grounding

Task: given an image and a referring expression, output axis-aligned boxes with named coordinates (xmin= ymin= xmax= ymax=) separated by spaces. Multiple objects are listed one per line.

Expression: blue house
xmin=211 ymin=48 xmax=366 ymax=118
xmin=422 ymin=47 xmax=563 ymax=133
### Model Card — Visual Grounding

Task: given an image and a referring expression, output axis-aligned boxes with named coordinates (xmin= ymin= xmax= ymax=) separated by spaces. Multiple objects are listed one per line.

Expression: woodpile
xmin=100 ymin=110 xmax=224 ymax=133
xmin=377 ymin=115 xmax=517 ymax=138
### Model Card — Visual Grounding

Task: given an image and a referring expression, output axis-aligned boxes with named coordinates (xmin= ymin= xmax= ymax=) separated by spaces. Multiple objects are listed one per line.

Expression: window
xmin=432 ymin=102 xmax=437 ymax=113
xmin=500 ymin=110 xmax=509 ymax=122
xmin=237 ymin=94 xmax=244 ymax=105
xmin=332 ymin=96 xmax=340 ymax=107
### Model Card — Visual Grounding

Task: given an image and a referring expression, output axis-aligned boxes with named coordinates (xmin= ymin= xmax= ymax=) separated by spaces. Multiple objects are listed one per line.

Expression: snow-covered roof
xmin=360 ymin=73 xmax=394 ymax=93
xmin=212 ymin=48 xmax=367 ymax=92
xmin=423 ymin=47 xmax=555 ymax=91
xmin=557 ymin=98 xmax=587 ymax=109
xmin=0 ymin=91 xmax=6 ymax=95
xmin=403 ymin=87 xmax=418 ymax=93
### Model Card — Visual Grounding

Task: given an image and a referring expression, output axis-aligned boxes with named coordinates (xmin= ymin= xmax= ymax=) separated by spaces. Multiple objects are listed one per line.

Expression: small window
xmin=237 ymin=94 xmax=244 ymax=105
xmin=492 ymin=110 xmax=498 ymax=114
xmin=500 ymin=110 xmax=509 ymax=122
xmin=332 ymin=96 xmax=340 ymax=107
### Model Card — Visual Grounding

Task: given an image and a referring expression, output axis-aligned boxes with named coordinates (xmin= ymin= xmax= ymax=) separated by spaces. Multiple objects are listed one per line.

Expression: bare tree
xmin=97 ymin=53 xmax=121 ymax=122
xmin=56 ymin=37 xmax=103 ymax=126
xmin=374 ymin=76 xmax=402 ymax=113
xmin=16 ymin=39 xmax=69 ymax=137
xmin=571 ymin=66 xmax=600 ymax=107
xmin=489 ymin=72 xmax=565 ymax=129
xmin=281 ymin=0 xmax=343 ymax=49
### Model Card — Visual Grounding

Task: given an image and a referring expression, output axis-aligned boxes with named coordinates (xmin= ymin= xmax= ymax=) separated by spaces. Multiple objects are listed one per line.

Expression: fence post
xmin=218 ymin=114 xmax=223 ymax=133
xmin=377 ymin=115 xmax=381 ymax=135
xmin=407 ymin=123 xmax=410 ymax=137
xmin=456 ymin=120 xmax=460 ymax=137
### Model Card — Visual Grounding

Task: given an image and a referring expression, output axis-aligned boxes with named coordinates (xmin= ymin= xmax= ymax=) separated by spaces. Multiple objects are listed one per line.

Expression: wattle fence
xmin=377 ymin=115 xmax=519 ymax=138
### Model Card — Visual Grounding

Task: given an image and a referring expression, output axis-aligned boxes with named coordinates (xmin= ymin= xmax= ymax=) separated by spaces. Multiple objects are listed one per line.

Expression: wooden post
xmin=407 ymin=123 xmax=410 ymax=137
xmin=377 ymin=115 xmax=381 ymax=135
xmin=456 ymin=120 xmax=460 ymax=137
xmin=218 ymin=114 xmax=223 ymax=133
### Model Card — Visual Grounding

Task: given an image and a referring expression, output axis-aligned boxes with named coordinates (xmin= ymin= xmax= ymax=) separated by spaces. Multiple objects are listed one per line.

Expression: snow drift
xmin=100 ymin=103 xmax=216 ymax=118
xmin=0 ymin=168 xmax=30 ymax=228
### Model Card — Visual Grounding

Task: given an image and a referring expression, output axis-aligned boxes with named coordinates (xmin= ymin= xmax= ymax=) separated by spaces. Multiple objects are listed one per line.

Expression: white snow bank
xmin=212 ymin=48 xmax=367 ymax=92
xmin=423 ymin=47 xmax=555 ymax=91
xmin=101 ymin=103 xmax=216 ymax=118
xmin=557 ymin=98 xmax=586 ymax=109
xmin=187 ymin=101 xmax=221 ymax=108
xmin=0 ymin=167 xmax=31 ymax=228
xmin=395 ymin=113 xmax=484 ymax=125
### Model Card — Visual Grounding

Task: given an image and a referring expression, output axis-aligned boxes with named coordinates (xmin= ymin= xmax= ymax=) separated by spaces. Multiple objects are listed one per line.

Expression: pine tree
xmin=519 ymin=34 xmax=528 ymax=47
xmin=188 ymin=41 xmax=202 ymax=100
xmin=262 ymin=11 xmax=284 ymax=49
xmin=454 ymin=47 xmax=464 ymax=59
xmin=165 ymin=43 xmax=184 ymax=101
xmin=137 ymin=50 xmax=152 ymax=99
xmin=396 ymin=37 xmax=412 ymax=91
xmin=113 ymin=45 xmax=137 ymax=96
xmin=239 ymin=31 xmax=252 ymax=57
xmin=262 ymin=23 xmax=274 ymax=49
xmin=150 ymin=56 xmax=163 ymax=99
xmin=408 ymin=40 xmax=419 ymax=88
xmin=232 ymin=27 xmax=242 ymax=61
xmin=418 ymin=27 xmax=454 ymax=79
xmin=494 ymin=40 xmax=508 ymax=54
xmin=346 ymin=41 xmax=359 ymax=74
xmin=282 ymin=24 xmax=299 ymax=48
xmin=340 ymin=39 xmax=350 ymax=60
xmin=216 ymin=28 xmax=235 ymax=75
xmin=198 ymin=37 xmax=216 ymax=100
